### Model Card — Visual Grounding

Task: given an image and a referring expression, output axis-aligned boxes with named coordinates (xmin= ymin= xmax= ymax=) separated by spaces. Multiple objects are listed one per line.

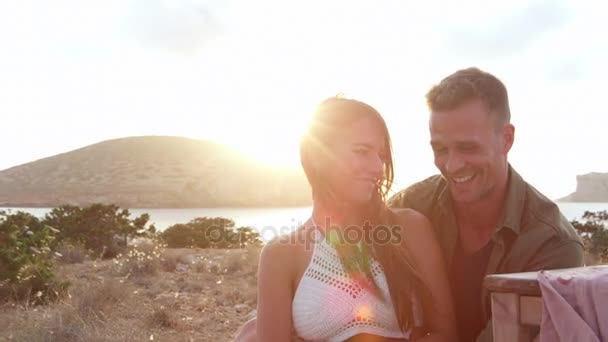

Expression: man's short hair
xmin=426 ymin=67 xmax=511 ymax=125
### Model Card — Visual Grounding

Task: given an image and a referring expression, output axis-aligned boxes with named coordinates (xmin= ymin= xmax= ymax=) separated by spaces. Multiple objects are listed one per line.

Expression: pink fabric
xmin=538 ymin=266 xmax=608 ymax=342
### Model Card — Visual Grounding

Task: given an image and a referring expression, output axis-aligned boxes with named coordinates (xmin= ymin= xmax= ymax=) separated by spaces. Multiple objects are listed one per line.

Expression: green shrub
xmin=160 ymin=217 xmax=262 ymax=249
xmin=159 ymin=223 xmax=208 ymax=248
xmin=571 ymin=210 xmax=608 ymax=264
xmin=0 ymin=211 xmax=69 ymax=304
xmin=43 ymin=204 xmax=156 ymax=259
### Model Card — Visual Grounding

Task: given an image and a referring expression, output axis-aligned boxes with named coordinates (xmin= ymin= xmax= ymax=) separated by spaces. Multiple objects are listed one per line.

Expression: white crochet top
xmin=292 ymin=228 xmax=416 ymax=341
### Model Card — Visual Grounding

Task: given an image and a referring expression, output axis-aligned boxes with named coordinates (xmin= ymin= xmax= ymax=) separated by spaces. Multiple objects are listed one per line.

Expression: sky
xmin=0 ymin=0 xmax=606 ymax=200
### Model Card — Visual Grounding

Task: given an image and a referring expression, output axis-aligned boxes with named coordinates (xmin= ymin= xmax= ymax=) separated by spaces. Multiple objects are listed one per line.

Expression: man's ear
xmin=503 ymin=124 xmax=515 ymax=153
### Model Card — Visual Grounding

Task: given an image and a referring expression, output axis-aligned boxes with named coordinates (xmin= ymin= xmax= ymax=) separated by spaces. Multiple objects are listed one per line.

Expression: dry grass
xmin=113 ymin=240 xmax=165 ymax=278
xmin=0 ymin=275 xmax=70 ymax=307
xmin=148 ymin=305 xmax=181 ymax=330
xmin=194 ymin=260 xmax=208 ymax=273
xmin=584 ymin=250 xmax=608 ymax=266
xmin=7 ymin=300 xmax=127 ymax=342
xmin=115 ymin=240 xmax=197 ymax=277
xmin=209 ymin=245 xmax=261 ymax=275
xmin=0 ymin=246 xmax=262 ymax=342
xmin=56 ymin=242 xmax=89 ymax=264
xmin=73 ymin=280 xmax=129 ymax=321
xmin=16 ymin=312 xmax=86 ymax=342
xmin=224 ymin=251 xmax=246 ymax=273
xmin=5 ymin=280 xmax=129 ymax=341
xmin=161 ymin=248 xmax=195 ymax=272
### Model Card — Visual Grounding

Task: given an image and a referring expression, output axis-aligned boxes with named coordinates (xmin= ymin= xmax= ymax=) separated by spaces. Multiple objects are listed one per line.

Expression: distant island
xmin=558 ymin=172 xmax=608 ymax=202
xmin=0 ymin=136 xmax=312 ymax=208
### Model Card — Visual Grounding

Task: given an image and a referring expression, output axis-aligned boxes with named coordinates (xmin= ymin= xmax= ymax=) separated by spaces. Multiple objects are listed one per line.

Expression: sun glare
xmin=237 ymin=138 xmax=302 ymax=167
xmin=219 ymin=105 xmax=312 ymax=168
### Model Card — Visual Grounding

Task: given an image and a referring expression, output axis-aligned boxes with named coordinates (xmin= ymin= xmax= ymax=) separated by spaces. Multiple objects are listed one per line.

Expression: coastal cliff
xmin=558 ymin=172 xmax=608 ymax=202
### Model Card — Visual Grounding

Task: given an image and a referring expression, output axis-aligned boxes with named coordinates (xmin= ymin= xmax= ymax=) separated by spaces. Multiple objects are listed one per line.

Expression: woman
xmin=240 ymin=96 xmax=456 ymax=341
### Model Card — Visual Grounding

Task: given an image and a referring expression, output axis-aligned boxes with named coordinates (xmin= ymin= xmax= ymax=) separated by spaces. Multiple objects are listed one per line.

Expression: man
xmin=387 ymin=67 xmax=584 ymax=341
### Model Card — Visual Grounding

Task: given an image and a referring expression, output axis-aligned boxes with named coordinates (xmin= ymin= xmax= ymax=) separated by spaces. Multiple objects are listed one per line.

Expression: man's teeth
xmin=453 ymin=175 xmax=474 ymax=184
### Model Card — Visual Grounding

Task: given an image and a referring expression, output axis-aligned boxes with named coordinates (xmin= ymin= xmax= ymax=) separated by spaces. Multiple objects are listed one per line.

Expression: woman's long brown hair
xmin=300 ymin=96 xmax=433 ymax=333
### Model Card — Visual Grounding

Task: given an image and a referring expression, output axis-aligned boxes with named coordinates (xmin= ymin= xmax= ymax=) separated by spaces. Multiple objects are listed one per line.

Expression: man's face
xmin=429 ymin=99 xmax=514 ymax=205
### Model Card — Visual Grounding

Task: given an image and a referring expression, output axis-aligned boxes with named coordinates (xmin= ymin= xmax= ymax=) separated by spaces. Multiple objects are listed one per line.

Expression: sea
xmin=2 ymin=202 xmax=607 ymax=242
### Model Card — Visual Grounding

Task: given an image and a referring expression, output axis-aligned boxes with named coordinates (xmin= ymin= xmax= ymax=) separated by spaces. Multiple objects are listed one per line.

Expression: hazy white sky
xmin=1 ymin=0 xmax=606 ymax=199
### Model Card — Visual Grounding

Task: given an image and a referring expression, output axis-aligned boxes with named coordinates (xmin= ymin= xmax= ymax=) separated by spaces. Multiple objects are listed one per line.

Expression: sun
xmin=192 ymin=89 xmax=321 ymax=168
xmin=221 ymin=106 xmax=312 ymax=168
xmin=236 ymin=137 xmax=302 ymax=167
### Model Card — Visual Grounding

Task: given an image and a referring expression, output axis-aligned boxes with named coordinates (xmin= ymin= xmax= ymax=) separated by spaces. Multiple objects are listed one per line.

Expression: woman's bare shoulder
xmin=261 ymin=225 xmax=315 ymax=258
xmin=389 ymin=208 xmax=438 ymax=247
xmin=390 ymin=208 xmax=432 ymax=229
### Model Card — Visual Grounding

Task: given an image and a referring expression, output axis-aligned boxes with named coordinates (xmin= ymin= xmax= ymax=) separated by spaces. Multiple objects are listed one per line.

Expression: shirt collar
xmin=499 ymin=165 xmax=526 ymax=235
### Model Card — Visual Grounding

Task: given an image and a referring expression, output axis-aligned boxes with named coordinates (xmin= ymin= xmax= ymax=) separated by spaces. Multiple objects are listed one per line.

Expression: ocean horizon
xmin=2 ymin=202 xmax=607 ymax=242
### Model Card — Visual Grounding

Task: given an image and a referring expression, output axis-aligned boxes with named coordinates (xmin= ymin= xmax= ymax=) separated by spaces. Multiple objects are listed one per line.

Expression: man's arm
xmin=475 ymin=238 xmax=584 ymax=342
xmin=525 ymin=239 xmax=584 ymax=270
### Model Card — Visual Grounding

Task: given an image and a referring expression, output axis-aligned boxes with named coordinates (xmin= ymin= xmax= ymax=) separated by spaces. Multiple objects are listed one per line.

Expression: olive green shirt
xmin=387 ymin=166 xmax=584 ymax=342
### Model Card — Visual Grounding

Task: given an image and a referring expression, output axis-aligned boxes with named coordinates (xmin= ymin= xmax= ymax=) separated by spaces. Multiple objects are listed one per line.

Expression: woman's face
xmin=324 ymin=116 xmax=388 ymax=205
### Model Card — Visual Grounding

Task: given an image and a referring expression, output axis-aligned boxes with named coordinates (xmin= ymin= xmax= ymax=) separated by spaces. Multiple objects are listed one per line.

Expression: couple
xmin=236 ymin=67 xmax=584 ymax=342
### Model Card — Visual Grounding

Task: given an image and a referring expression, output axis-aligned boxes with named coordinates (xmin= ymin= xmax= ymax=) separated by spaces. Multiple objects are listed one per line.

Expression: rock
xmin=558 ymin=172 xmax=608 ymax=202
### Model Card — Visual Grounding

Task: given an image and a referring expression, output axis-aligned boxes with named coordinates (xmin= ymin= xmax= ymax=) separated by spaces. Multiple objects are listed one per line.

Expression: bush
xmin=159 ymin=223 xmax=208 ymax=249
xmin=114 ymin=240 xmax=165 ymax=278
xmin=160 ymin=249 xmax=194 ymax=272
xmin=43 ymin=204 xmax=156 ymax=259
xmin=160 ymin=217 xmax=262 ymax=249
xmin=0 ymin=211 xmax=69 ymax=304
xmin=570 ymin=210 xmax=608 ymax=264
xmin=55 ymin=241 xmax=88 ymax=264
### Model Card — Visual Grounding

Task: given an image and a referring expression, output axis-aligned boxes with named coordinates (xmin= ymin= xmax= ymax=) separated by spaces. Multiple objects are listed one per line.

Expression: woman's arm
xmin=397 ymin=209 xmax=458 ymax=342
xmin=256 ymin=238 xmax=296 ymax=341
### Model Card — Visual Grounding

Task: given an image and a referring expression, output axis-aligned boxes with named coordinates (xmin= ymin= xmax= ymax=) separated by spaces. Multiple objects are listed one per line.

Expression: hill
xmin=0 ymin=136 xmax=311 ymax=208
